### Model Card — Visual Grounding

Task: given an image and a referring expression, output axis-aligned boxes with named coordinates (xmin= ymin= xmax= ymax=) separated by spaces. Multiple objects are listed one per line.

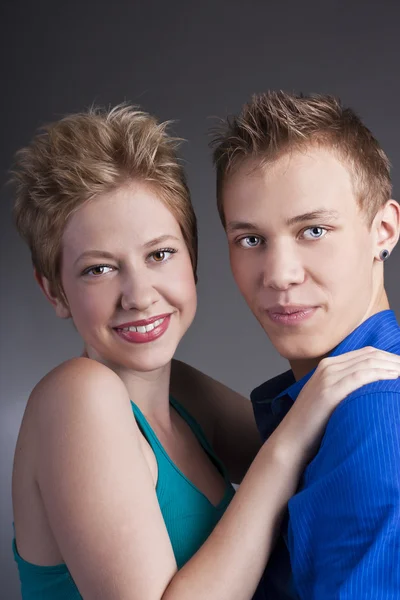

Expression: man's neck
xmin=290 ymin=357 xmax=321 ymax=381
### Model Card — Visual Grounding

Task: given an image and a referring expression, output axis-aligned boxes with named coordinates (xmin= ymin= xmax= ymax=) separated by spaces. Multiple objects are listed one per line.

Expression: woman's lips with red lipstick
xmin=113 ymin=314 xmax=172 ymax=343
xmin=266 ymin=305 xmax=318 ymax=325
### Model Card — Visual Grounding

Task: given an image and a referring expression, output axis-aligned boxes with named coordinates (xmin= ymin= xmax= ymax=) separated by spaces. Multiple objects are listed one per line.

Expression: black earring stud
xmin=379 ymin=249 xmax=390 ymax=262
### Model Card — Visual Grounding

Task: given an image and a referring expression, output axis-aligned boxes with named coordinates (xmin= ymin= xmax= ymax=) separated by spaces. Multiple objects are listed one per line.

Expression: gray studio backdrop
xmin=1 ymin=1 xmax=400 ymax=597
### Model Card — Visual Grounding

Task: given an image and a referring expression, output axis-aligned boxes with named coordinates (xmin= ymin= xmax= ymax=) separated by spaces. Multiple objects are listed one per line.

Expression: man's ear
xmin=373 ymin=199 xmax=400 ymax=260
xmin=34 ymin=269 xmax=71 ymax=319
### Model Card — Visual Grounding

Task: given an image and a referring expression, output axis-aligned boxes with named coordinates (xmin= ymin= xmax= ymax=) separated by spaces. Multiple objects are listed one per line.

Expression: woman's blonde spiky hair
xmin=11 ymin=103 xmax=198 ymax=299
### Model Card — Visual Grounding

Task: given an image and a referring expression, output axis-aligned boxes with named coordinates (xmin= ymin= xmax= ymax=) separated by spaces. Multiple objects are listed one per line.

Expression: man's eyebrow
xmin=286 ymin=210 xmax=340 ymax=226
xmin=225 ymin=221 xmax=261 ymax=234
xmin=226 ymin=211 xmax=340 ymax=234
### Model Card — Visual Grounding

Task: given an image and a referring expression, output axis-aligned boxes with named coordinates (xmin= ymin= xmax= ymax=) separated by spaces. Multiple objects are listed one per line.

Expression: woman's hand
xmin=274 ymin=346 xmax=400 ymax=462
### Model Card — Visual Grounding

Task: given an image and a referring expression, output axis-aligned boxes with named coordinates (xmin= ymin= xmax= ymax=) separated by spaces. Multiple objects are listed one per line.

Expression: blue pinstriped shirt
xmin=251 ymin=310 xmax=400 ymax=599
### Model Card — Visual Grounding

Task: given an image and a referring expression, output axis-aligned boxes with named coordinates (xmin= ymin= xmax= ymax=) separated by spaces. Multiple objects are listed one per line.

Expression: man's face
xmin=223 ymin=147 xmax=383 ymax=370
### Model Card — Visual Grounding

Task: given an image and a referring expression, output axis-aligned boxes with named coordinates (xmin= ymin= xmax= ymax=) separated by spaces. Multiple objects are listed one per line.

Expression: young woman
xmin=11 ymin=104 xmax=400 ymax=600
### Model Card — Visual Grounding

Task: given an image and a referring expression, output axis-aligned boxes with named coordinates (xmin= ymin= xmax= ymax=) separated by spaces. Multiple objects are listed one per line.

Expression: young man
xmin=210 ymin=91 xmax=400 ymax=598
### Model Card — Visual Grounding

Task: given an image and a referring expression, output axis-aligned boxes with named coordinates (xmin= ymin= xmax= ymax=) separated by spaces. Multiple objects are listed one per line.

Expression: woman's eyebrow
xmin=74 ymin=235 xmax=181 ymax=265
xmin=74 ymin=250 xmax=116 ymax=266
xmin=143 ymin=234 xmax=180 ymax=248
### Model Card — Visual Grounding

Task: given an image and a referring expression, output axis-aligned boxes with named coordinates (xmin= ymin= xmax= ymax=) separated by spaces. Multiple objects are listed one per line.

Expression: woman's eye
xmin=149 ymin=248 xmax=177 ymax=263
xmin=83 ymin=265 xmax=114 ymax=276
xmin=302 ymin=227 xmax=327 ymax=240
xmin=238 ymin=236 xmax=262 ymax=248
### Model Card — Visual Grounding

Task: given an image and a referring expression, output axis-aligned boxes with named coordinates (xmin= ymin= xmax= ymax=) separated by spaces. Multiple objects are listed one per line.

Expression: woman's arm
xmin=33 ymin=349 xmax=400 ymax=600
xmin=170 ymin=359 xmax=262 ymax=483
xmin=33 ymin=358 xmax=178 ymax=599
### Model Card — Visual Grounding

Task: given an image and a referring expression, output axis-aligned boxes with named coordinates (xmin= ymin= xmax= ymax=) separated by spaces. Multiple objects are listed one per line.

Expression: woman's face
xmin=58 ymin=181 xmax=197 ymax=373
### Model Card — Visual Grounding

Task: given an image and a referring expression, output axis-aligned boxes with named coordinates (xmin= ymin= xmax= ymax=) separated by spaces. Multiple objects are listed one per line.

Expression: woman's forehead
xmin=62 ymin=185 xmax=183 ymax=259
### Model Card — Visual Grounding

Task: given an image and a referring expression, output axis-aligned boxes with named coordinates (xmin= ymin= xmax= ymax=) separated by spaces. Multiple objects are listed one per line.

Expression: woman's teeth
xmin=120 ymin=318 xmax=165 ymax=333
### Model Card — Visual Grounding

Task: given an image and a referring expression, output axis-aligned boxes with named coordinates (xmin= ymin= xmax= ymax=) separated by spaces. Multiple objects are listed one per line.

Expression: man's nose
xmin=262 ymin=241 xmax=305 ymax=291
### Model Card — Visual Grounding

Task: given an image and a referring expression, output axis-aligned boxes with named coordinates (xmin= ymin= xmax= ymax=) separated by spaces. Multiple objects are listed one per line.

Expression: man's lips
xmin=265 ymin=305 xmax=319 ymax=325
xmin=267 ymin=305 xmax=317 ymax=315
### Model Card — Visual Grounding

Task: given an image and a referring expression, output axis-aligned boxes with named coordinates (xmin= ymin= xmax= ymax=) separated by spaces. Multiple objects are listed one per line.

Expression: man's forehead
xmin=223 ymin=150 xmax=357 ymax=228
xmin=225 ymin=146 xmax=354 ymax=191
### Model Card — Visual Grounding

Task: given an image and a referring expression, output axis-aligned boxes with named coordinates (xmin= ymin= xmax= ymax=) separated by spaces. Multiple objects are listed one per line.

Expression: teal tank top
xmin=13 ymin=397 xmax=235 ymax=599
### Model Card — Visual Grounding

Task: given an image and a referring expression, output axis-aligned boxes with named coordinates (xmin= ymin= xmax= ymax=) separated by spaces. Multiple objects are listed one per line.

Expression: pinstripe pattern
xmin=251 ymin=310 xmax=400 ymax=599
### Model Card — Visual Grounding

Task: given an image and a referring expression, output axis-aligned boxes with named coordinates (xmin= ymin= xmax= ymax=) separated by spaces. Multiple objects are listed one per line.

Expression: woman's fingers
xmin=332 ymin=358 xmax=400 ymax=376
xmin=317 ymin=348 xmax=400 ymax=373
xmin=323 ymin=346 xmax=400 ymax=364
xmin=299 ymin=350 xmax=400 ymax=412
xmin=317 ymin=363 xmax=399 ymax=410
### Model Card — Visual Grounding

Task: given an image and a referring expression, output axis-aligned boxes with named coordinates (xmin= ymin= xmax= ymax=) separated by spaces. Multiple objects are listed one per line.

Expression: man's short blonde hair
xmin=212 ymin=91 xmax=392 ymax=226
xmin=12 ymin=104 xmax=198 ymax=300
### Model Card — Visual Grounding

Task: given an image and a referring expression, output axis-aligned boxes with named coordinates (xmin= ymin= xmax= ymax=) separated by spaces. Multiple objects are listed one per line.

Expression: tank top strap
xmin=130 ymin=397 xmax=230 ymax=483
xmin=130 ymin=400 xmax=159 ymax=444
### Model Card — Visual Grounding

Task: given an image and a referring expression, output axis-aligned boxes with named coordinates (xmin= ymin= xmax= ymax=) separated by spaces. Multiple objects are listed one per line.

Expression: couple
xmin=11 ymin=91 xmax=400 ymax=599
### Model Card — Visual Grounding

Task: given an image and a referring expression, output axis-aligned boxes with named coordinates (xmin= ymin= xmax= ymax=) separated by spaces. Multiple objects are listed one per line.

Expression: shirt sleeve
xmin=287 ymin=388 xmax=400 ymax=599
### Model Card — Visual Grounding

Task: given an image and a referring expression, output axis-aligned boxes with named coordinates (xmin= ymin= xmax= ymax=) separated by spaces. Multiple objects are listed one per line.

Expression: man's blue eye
xmin=239 ymin=236 xmax=261 ymax=248
xmin=303 ymin=227 xmax=327 ymax=240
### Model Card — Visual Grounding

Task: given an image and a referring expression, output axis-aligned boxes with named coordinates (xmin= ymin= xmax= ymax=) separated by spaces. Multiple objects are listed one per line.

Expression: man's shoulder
xmin=326 ymin=378 xmax=400 ymax=441
xmin=366 ymin=310 xmax=400 ymax=353
xmin=337 ymin=378 xmax=400 ymax=411
xmin=305 ymin=380 xmax=400 ymax=484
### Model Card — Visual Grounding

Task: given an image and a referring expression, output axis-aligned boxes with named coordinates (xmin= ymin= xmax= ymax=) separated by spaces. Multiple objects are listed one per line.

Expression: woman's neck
xmin=117 ymin=362 xmax=172 ymax=426
xmin=81 ymin=348 xmax=173 ymax=428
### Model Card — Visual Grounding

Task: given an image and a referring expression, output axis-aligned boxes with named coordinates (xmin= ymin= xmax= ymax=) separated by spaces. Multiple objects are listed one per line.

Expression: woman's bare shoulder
xmin=23 ymin=358 xmax=132 ymax=447
xmin=29 ymin=357 xmax=127 ymax=409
